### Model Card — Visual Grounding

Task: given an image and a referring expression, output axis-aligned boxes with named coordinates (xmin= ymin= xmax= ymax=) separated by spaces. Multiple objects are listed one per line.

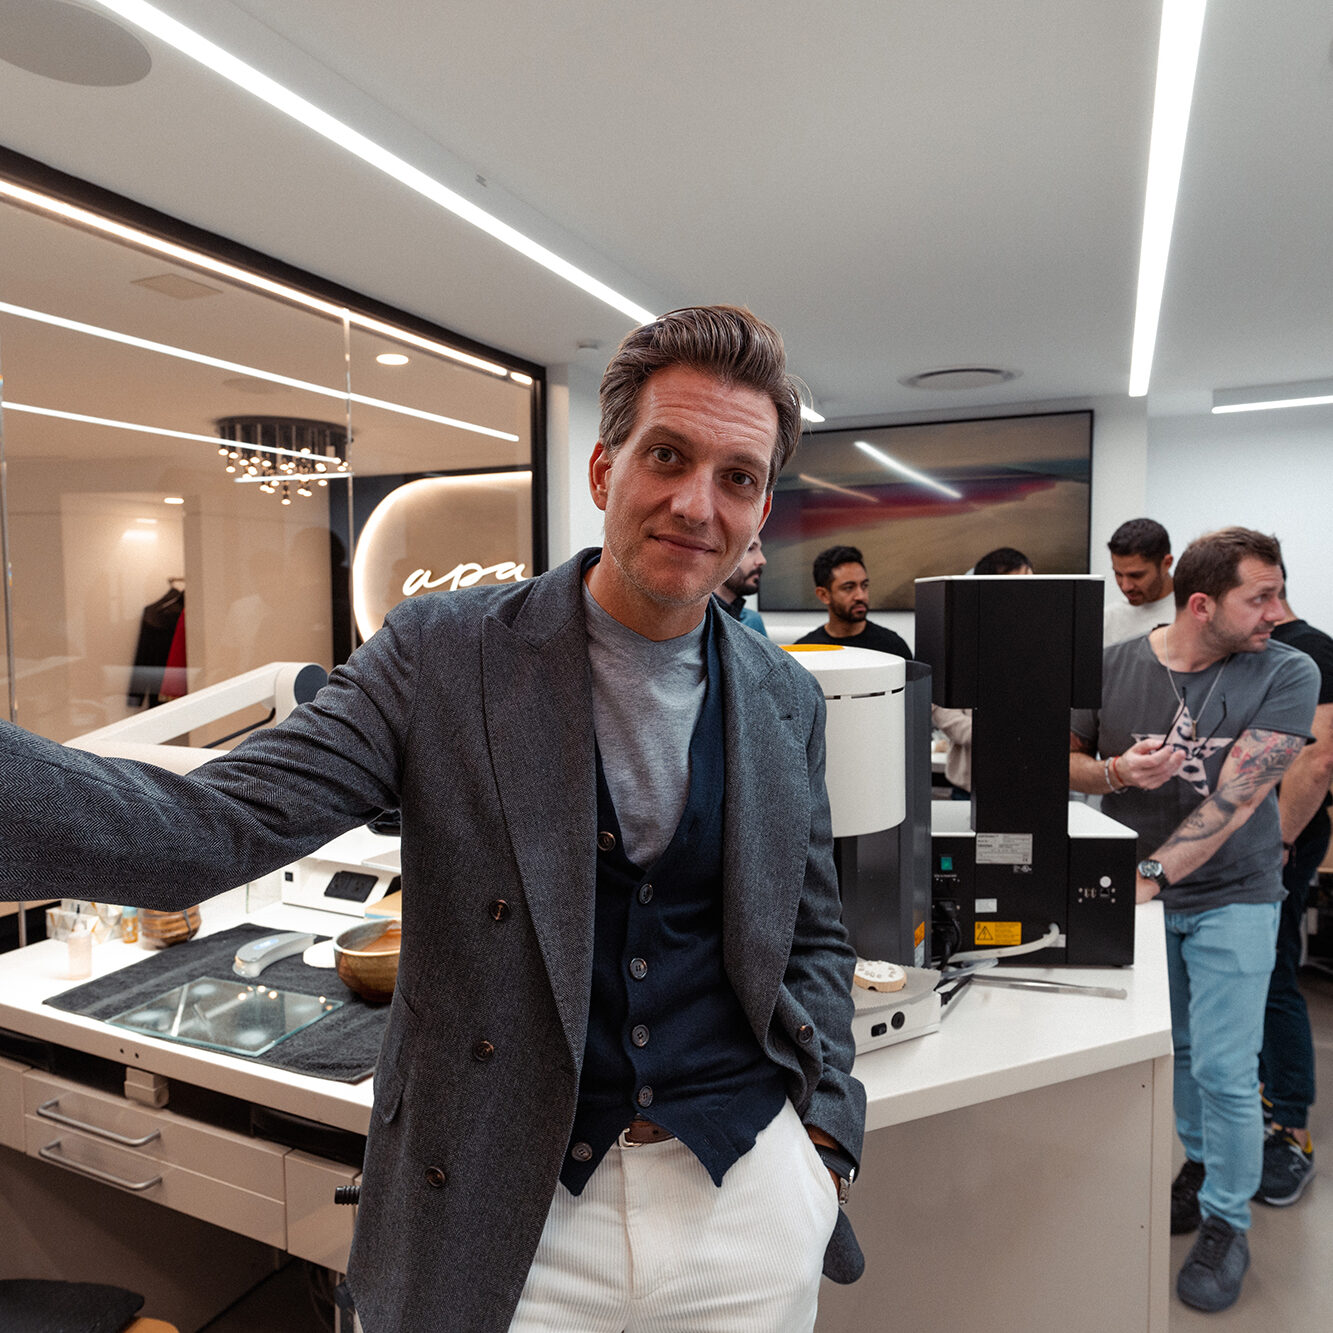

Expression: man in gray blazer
xmin=1 ymin=305 xmax=865 ymax=1331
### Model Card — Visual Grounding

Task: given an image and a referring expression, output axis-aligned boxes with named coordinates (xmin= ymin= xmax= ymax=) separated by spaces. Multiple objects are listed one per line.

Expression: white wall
xmin=1148 ymin=404 xmax=1333 ymax=631
xmin=546 ymin=363 xmax=605 ymax=565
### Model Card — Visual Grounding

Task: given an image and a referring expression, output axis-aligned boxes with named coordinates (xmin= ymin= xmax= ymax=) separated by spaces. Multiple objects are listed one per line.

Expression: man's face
xmin=818 ymin=562 xmax=870 ymax=625
xmin=588 ymin=365 xmax=775 ymax=631
xmin=1111 ymin=551 xmax=1172 ymax=606
xmin=724 ymin=537 xmax=766 ymax=597
xmin=1203 ymin=558 xmax=1286 ymax=655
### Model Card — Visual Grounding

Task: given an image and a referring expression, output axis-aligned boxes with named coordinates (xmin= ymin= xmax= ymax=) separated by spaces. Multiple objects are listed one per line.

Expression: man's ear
xmin=757 ymin=492 xmax=772 ymax=531
xmin=1162 ymin=553 xmax=1174 ymax=575
xmin=815 ymin=586 xmax=831 ymax=608
xmin=1187 ymin=591 xmax=1212 ymax=622
xmin=589 ymin=441 xmax=611 ymax=513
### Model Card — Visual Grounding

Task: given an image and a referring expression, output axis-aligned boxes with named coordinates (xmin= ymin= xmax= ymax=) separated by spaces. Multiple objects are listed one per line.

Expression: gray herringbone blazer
xmin=1 ymin=550 xmax=866 ymax=1332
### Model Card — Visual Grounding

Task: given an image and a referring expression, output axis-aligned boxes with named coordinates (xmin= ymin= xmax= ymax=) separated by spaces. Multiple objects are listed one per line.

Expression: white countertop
xmin=0 ymin=890 xmax=376 ymax=1135
xmin=0 ymin=891 xmax=1171 ymax=1142
xmin=854 ymin=899 xmax=1171 ymax=1132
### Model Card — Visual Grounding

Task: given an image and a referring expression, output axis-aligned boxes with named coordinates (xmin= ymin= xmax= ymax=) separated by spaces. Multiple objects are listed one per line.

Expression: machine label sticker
xmin=976 ymin=833 xmax=1033 ymax=865
xmin=975 ymin=922 xmax=1022 ymax=946
xmin=975 ymin=898 xmax=998 ymax=914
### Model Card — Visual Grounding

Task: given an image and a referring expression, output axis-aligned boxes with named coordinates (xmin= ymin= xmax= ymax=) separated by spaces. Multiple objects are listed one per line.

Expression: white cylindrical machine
xmin=784 ymin=644 xmax=906 ymax=837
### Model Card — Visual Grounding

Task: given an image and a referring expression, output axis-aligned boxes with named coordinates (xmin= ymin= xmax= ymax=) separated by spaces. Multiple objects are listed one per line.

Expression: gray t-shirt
xmin=1071 ymin=635 xmax=1318 ymax=913
xmin=582 ymin=584 xmax=706 ymax=867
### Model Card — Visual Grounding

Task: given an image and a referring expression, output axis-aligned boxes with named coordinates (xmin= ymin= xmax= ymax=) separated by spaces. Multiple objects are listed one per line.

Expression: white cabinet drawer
xmin=285 ymin=1150 xmax=359 ymax=1271
xmin=24 ymin=1112 xmax=287 ymax=1247
xmin=22 ymin=1070 xmax=286 ymax=1197
xmin=0 ymin=1056 xmax=28 ymax=1151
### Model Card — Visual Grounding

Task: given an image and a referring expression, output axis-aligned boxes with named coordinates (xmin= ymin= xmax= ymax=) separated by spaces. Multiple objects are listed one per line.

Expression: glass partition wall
xmin=0 ymin=160 xmax=541 ymax=746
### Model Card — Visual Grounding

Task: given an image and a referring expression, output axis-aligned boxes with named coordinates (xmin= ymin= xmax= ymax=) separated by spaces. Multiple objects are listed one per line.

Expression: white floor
xmin=1170 ymin=965 xmax=1332 ymax=1333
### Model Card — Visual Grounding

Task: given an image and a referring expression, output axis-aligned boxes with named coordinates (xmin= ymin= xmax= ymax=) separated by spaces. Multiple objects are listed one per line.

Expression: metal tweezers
xmin=969 ymin=973 xmax=1127 ymax=1000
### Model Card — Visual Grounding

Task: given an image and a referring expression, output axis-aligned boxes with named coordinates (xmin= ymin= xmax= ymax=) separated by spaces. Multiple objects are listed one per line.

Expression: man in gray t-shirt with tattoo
xmin=1070 ymin=527 xmax=1317 ymax=1316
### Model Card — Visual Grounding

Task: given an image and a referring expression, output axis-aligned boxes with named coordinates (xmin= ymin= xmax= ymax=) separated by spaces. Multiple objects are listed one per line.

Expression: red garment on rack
xmin=159 ymin=609 xmax=188 ymax=699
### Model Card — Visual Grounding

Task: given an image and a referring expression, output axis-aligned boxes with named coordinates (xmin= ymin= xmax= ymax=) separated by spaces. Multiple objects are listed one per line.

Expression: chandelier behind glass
xmin=215 ymin=416 xmax=351 ymax=504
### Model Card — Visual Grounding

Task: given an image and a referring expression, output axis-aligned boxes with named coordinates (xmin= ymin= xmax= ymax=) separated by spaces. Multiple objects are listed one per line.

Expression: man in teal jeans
xmin=1070 ymin=527 xmax=1318 ymax=1314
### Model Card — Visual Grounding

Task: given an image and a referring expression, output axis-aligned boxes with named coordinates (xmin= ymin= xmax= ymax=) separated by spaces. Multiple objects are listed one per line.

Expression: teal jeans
xmin=1164 ymin=901 xmax=1281 ymax=1232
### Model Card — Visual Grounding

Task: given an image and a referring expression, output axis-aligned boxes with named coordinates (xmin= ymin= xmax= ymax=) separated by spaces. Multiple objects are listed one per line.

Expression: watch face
xmin=1137 ymin=859 xmax=1163 ymax=879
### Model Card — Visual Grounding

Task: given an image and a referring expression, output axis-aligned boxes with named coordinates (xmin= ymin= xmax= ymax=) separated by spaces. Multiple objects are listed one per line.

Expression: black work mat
xmin=45 ymin=923 xmax=389 ymax=1082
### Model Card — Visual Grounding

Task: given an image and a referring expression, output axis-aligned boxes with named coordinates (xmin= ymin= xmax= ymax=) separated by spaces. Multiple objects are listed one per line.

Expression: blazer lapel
xmin=480 ymin=559 xmax=598 ymax=1064
xmin=717 ymin=615 xmax=812 ymax=1027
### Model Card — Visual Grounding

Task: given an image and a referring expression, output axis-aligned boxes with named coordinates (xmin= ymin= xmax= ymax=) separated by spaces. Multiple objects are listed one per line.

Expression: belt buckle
xmin=617 ymin=1126 xmax=642 ymax=1149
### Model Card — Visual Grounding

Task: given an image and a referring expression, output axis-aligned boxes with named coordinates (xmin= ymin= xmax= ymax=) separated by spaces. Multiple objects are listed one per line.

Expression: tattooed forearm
xmin=1155 ymin=727 xmax=1306 ymax=872
xmin=1215 ymin=728 xmax=1306 ymax=803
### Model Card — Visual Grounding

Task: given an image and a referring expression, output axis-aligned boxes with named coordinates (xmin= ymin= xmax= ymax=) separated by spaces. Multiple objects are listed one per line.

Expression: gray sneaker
xmin=1177 ymin=1216 xmax=1250 ymax=1312
xmin=1255 ymin=1129 xmax=1315 ymax=1206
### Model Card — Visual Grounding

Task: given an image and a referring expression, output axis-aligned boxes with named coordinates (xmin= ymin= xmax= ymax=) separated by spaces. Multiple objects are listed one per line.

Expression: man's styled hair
xmin=812 ymin=545 xmax=865 ymax=590
xmin=598 ymin=305 xmax=804 ymax=493
xmin=973 ymin=547 xmax=1032 ymax=576
xmin=1173 ymin=527 xmax=1283 ymax=608
xmin=1108 ymin=518 xmax=1171 ymax=563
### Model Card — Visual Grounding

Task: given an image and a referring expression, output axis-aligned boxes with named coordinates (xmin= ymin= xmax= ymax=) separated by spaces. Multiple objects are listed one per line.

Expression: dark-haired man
xmin=1256 ymin=571 xmax=1333 ymax=1207
xmin=1105 ymin=517 xmax=1175 ymax=645
xmin=713 ymin=535 xmax=768 ymax=635
xmin=795 ymin=545 xmax=912 ymax=658
xmin=1 ymin=306 xmax=864 ymax=1333
xmin=1070 ymin=527 xmax=1318 ymax=1314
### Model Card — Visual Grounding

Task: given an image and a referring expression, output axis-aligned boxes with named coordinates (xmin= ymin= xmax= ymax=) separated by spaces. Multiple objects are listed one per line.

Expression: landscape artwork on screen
xmin=763 ymin=411 xmax=1092 ymax=611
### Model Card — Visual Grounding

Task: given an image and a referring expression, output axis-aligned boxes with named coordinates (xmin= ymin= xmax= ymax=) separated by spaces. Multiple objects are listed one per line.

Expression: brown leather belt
xmin=621 ymin=1117 xmax=675 ymax=1146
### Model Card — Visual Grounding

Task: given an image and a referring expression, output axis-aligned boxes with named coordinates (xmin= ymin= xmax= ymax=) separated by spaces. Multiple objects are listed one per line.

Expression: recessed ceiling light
xmin=899 ymin=368 xmax=1018 ymax=391
xmin=163 ymin=496 xmax=184 ymax=505
xmin=376 ymin=353 xmax=410 ymax=366
xmin=509 ymin=371 xmax=533 ymax=386
xmin=0 ymin=0 xmax=151 ymax=87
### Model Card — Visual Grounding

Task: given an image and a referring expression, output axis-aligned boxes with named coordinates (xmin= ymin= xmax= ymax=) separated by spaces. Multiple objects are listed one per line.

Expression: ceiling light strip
xmin=0 ymin=177 xmax=510 ymax=378
xmin=1211 ymin=379 xmax=1333 ymax=414
xmin=93 ymin=0 xmax=656 ymax=324
xmin=4 ymin=400 xmax=315 ymax=459
xmin=1127 ymin=0 xmax=1208 ymax=398
xmin=0 ymin=300 xmax=519 ymax=441
xmin=235 ymin=473 xmax=353 ymax=482
xmin=853 ymin=440 xmax=963 ymax=499
xmin=795 ymin=473 xmax=879 ymax=504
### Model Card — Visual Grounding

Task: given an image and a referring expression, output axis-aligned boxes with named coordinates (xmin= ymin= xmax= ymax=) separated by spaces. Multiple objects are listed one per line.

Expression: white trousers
xmin=508 ymin=1099 xmax=840 ymax=1333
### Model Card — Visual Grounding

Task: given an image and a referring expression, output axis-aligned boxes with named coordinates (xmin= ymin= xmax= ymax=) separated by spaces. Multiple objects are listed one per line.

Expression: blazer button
xmin=597 ymin=831 xmax=616 ymax=852
xmin=631 ymin=1024 xmax=650 ymax=1048
xmin=488 ymin=899 xmax=510 ymax=921
xmin=473 ymin=1039 xmax=496 ymax=1061
xmin=424 ymin=1166 xmax=447 ymax=1188
xmin=636 ymin=1086 xmax=654 ymax=1108
xmin=638 ymin=883 xmax=654 ymax=904
xmin=570 ymin=1141 xmax=593 ymax=1163
xmin=797 ymin=1024 xmax=814 ymax=1044
xmin=629 ymin=957 xmax=648 ymax=980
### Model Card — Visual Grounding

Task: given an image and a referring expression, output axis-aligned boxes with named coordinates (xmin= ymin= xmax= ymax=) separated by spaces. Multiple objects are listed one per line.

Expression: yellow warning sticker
xmin=914 ymin=921 xmax=926 ymax=948
xmin=975 ymin=921 xmax=1022 ymax=946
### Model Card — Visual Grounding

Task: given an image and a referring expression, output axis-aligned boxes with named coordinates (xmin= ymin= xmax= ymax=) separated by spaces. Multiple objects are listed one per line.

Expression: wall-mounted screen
xmin=763 ymin=411 xmax=1092 ymax=610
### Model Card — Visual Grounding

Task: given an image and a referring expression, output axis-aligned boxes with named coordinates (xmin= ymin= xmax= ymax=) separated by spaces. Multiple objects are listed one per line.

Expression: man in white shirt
xmin=1105 ymin=518 xmax=1175 ymax=645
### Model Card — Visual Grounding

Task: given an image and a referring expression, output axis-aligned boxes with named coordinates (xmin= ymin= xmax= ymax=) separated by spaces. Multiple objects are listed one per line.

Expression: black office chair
xmin=0 ymin=1279 xmax=178 ymax=1333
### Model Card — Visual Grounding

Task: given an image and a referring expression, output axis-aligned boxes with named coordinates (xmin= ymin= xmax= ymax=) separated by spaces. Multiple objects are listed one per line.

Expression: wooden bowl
xmin=334 ymin=919 xmax=401 ymax=1003
xmin=139 ymin=905 xmax=202 ymax=948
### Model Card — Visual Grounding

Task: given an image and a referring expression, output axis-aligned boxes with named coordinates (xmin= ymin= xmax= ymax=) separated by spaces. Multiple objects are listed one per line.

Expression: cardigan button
xmin=424 ymin=1166 xmax=447 ymax=1188
xmin=488 ymin=899 xmax=510 ymax=921
xmin=472 ymin=1039 xmax=496 ymax=1061
xmin=636 ymin=1086 xmax=654 ymax=1109
xmin=631 ymin=1024 xmax=650 ymax=1048
xmin=638 ymin=883 xmax=654 ymax=904
xmin=570 ymin=1141 xmax=593 ymax=1163
xmin=796 ymin=1024 xmax=814 ymax=1044
xmin=597 ymin=831 xmax=616 ymax=852
xmin=629 ymin=957 xmax=648 ymax=980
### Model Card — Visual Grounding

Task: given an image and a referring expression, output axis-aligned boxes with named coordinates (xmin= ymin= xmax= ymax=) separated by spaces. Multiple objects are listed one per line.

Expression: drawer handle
xmin=36 ymin=1096 xmax=162 ymax=1148
xmin=39 ymin=1139 xmax=163 ymax=1193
